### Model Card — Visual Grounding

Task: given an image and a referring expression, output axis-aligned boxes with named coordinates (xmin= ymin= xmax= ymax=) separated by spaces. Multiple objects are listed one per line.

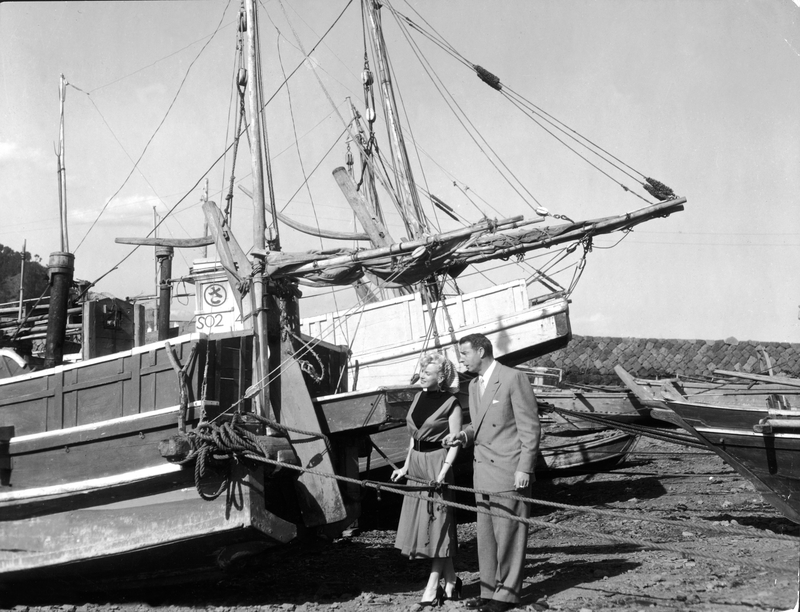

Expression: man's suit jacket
xmin=463 ymin=363 xmax=540 ymax=492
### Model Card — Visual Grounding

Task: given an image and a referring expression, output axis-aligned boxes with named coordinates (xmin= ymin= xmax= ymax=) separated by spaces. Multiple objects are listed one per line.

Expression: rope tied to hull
xmin=172 ymin=411 xmax=331 ymax=501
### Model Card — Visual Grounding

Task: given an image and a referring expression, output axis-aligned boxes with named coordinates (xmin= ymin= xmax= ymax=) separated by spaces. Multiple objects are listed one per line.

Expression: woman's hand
xmin=391 ymin=466 xmax=408 ymax=482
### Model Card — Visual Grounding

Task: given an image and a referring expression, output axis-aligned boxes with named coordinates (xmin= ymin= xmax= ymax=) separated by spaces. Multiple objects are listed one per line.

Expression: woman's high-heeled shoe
xmin=419 ymin=585 xmax=445 ymax=607
xmin=444 ymin=576 xmax=462 ymax=601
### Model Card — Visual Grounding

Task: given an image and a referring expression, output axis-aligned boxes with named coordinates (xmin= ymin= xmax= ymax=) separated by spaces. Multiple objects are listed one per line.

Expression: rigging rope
xmin=173 ymin=415 xmax=799 ymax=573
xmin=383 ymin=1 xmax=678 ymax=207
xmin=73 ymin=0 xmax=233 ymax=253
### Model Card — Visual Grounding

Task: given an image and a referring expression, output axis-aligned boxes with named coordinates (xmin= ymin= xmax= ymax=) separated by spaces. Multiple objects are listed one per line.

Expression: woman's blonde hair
xmin=419 ymin=351 xmax=457 ymax=390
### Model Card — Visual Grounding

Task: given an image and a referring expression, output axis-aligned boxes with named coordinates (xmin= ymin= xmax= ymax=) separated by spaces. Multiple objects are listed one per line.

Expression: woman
xmin=391 ymin=352 xmax=463 ymax=606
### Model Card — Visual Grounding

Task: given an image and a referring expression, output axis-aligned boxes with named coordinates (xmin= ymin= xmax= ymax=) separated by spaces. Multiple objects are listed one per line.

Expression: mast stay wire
xmin=384 ymin=5 xmax=547 ymax=217
xmin=500 ymin=92 xmax=653 ymax=206
xmin=66 ymin=84 xmax=195 ymax=272
xmin=274 ymin=22 xmax=347 ymax=325
xmin=386 ymin=1 xmax=658 ymax=203
xmin=221 ymin=16 xmax=247 ymax=225
xmin=251 ymin=3 xmax=281 ymax=248
xmin=73 ymin=0 xmax=234 ymax=254
xmin=82 ymin=1 xmax=354 ymax=293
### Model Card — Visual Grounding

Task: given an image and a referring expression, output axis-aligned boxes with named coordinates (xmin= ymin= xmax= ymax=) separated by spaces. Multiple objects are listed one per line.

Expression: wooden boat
xmin=0 ymin=321 xmax=421 ymax=585
xmin=522 ymin=367 xmax=649 ymax=429
xmin=363 ymin=409 xmax=638 ymax=475
xmin=0 ymin=0 xmax=686 ymax=587
xmin=615 ymin=364 xmax=800 ymax=412
xmin=657 ymin=378 xmax=800 ymax=525
xmin=614 ymin=364 xmax=800 ymax=523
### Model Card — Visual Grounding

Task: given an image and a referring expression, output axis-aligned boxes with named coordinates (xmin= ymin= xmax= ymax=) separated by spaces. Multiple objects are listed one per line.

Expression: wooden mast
xmin=363 ymin=0 xmax=426 ymax=240
xmin=57 ymin=74 xmax=69 ymax=253
xmin=243 ymin=0 xmax=347 ymax=527
xmin=45 ymin=74 xmax=74 ymax=368
xmin=245 ymin=0 xmax=271 ymax=418
xmin=17 ymin=240 xmax=26 ymax=322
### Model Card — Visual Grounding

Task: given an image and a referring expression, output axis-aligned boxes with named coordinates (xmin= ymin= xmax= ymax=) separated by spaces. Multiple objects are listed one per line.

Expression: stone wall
xmin=527 ymin=335 xmax=800 ymax=386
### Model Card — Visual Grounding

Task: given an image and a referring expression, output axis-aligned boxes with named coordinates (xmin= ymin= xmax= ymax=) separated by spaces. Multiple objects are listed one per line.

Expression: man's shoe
xmin=463 ymin=597 xmax=490 ymax=609
xmin=477 ymin=601 xmax=515 ymax=612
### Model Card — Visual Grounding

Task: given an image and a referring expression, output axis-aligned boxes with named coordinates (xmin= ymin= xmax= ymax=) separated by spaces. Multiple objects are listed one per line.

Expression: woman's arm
xmin=391 ymin=436 xmax=414 ymax=482
xmin=435 ymin=402 xmax=462 ymax=482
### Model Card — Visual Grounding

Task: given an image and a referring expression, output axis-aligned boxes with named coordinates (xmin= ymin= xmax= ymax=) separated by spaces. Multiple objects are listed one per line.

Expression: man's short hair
xmin=458 ymin=333 xmax=494 ymax=358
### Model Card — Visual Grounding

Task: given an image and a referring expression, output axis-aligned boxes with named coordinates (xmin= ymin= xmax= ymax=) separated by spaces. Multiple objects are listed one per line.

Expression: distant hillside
xmin=0 ymin=244 xmax=49 ymax=306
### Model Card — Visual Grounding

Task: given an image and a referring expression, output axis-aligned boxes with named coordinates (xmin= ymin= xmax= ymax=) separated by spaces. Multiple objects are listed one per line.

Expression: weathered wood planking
xmin=314 ymin=386 xmax=414 ymax=434
xmin=0 ymin=334 xmax=205 ymax=437
xmin=0 ymin=463 xmax=296 ymax=581
xmin=274 ymin=336 xmax=347 ymax=528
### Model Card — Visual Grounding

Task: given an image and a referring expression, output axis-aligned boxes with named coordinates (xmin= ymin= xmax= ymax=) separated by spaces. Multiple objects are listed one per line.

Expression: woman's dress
xmin=395 ymin=390 xmax=460 ymax=559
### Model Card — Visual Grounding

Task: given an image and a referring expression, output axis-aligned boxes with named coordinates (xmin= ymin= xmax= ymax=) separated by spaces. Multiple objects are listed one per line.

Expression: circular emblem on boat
xmin=204 ymin=283 xmax=227 ymax=307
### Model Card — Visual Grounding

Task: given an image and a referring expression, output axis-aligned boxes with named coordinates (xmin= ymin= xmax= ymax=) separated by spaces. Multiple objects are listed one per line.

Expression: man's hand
xmin=514 ymin=471 xmax=530 ymax=490
xmin=442 ymin=432 xmax=463 ymax=448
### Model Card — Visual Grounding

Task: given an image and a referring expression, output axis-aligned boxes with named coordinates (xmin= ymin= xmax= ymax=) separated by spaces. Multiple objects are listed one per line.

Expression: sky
xmin=1 ymin=0 xmax=799 ymax=345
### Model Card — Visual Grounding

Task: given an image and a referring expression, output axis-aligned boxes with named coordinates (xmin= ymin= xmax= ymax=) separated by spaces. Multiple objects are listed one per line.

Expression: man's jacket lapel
xmin=474 ymin=367 xmax=501 ymax=436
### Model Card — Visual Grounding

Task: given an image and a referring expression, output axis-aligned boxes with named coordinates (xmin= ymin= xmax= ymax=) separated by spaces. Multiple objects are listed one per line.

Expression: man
xmin=443 ymin=333 xmax=540 ymax=612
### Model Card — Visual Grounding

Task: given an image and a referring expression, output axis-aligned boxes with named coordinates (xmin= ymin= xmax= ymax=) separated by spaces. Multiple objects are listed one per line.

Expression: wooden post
xmin=17 ymin=240 xmax=26 ymax=322
xmin=44 ymin=251 xmax=74 ymax=368
xmin=156 ymin=246 xmax=173 ymax=341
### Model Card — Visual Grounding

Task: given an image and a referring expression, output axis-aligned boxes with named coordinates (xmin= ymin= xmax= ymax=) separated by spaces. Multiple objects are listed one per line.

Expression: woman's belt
xmin=413 ymin=438 xmax=442 ymax=452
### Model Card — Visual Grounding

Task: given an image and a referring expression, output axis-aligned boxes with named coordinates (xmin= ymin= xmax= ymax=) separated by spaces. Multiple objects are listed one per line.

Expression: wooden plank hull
xmin=662 ymin=398 xmax=800 ymax=524
xmin=536 ymin=388 xmax=650 ymax=429
xmin=301 ymin=285 xmax=571 ymax=391
xmin=363 ymin=420 xmax=637 ymax=474
xmin=0 ymin=331 xmax=414 ymax=582
xmin=615 ymin=365 xmax=800 ymax=411
xmin=537 ymin=427 xmax=638 ymax=471
xmin=0 ymin=464 xmax=297 ymax=584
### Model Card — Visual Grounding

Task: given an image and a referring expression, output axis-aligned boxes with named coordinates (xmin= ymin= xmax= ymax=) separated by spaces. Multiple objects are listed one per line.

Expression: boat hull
xmin=536 ymin=388 xmax=650 ymax=429
xmin=0 ymin=463 xmax=298 ymax=584
xmin=301 ymin=283 xmax=571 ymax=390
xmin=0 ymin=331 xmax=414 ymax=583
xmin=662 ymin=398 xmax=800 ymax=524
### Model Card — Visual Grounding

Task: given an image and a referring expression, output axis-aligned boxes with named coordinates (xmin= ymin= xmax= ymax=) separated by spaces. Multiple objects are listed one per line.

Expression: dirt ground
xmin=6 ymin=436 xmax=800 ymax=612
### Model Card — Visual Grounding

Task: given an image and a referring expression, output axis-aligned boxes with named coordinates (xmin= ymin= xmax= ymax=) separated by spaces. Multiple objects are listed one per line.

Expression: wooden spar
xmin=332 ymin=167 xmax=394 ymax=247
xmin=265 ymin=214 xmax=537 ymax=274
xmin=613 ymin=365 xmax=658 ymax=403
xmin=364 ymin=0 xmax=426 ymax=239
xmin=115 ymin=236 xmax=214 ymax=248
xmin=237 ymin=185 xmax=370 ymax=242
xmin=458 ymin=198 xmax=687 ymax=265
xmin=271 ymin=199 xmax=681 ymax=279
xmin=17 ymin=240 xmax=26 ymax=322
xmin=712 ymin=369 xmax=800 ymax=390
xmin=245 ymin=0 xmax=271 ymax=418
xmin=58 ymin=74 xmax=69 ymax=252
xmin=202 ymin=201 xmax=253 ymax=324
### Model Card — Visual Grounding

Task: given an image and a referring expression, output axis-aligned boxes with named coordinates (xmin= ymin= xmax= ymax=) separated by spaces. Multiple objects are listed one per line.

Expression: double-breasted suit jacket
xmin=462 ymin=361 xmax=540 ymax=603
xmin=463 ymin=363 xmax=540 ymax=490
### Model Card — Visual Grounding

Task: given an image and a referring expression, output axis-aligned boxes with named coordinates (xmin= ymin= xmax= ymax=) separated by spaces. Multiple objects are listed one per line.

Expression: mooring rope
xmin=174 ymin=416 xmax=799 ymax=573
